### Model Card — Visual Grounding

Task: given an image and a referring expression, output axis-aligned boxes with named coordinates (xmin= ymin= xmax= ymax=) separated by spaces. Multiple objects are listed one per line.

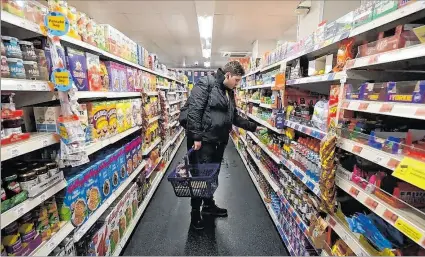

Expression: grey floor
xmin=122 ymin=138 xmax=289 ymax=256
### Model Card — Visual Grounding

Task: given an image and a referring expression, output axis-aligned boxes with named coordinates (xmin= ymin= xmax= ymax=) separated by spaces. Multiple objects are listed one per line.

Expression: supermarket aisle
xmin=123 ymin=138 xmax=288 ymax=256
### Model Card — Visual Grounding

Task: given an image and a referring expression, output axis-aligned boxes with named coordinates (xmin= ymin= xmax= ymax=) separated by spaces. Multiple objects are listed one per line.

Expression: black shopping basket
xmin=167 ymin=148 xmax=220 ymax=198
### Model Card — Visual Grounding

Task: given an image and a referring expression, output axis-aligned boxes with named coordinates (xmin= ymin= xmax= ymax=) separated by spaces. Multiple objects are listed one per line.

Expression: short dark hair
xmin=223 ymin=61 xmax=245 ymax=76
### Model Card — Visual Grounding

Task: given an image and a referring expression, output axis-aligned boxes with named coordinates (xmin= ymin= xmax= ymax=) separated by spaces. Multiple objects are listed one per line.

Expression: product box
xmin=116 ymin=195 xmax=128 ymax=238
xmin=360 ymin=82 xmax=388 ymax=101
xmin=109 ymin=152 xmax=121 ymax=192
xmin=104 ymin=61 xmax=120 ymax=92
xmin=125 ymin=141 xmax=134 ymax=176
xmin=58 ymin=173 xmax=87 ymax=227
xmin=131 ymin=139 xmax=139 ymax=172
xmin=386 ymin=80 xmax=425 ymax=103
xmin=99 ymin=61 xmax=110 ymax=91
xmin=132 ymin=98 xmax=142 ymax=126
xmin=117 ymin=147 xmax=128 ymax=181
xmin=115 ymin=100 xmax=125 ymax=133
xmin=118 ymin=64 xmax=128 ymax=92
xmin=126 ymin=67 xmax=136 ymax=92
xmin=82 ymin=162 xmax=102 ymax=214
xmin=87 ymin=102 xmax=109 ymax=141
xmin=107 ymin=101 xmax=118 ymax=137
xmin=123 ymin=189 xmax=133 ymax=225
xmin=137 ymin=45 xmax=144 ymax=66
xmin=66 ymin=47 xmax=89 ymax=91
xmin=87 ymin=224 xmax=109 ymax=256
xmin=353 ymin=1 xmax=374 ymax=27
xmin=373 ymin=0 xmax=398 ymax=19
xmin=77 ymin=104 xmax=91 ymax=143
xmin=98 ymin=155 xmax=112 ymax=203
xmin=86 ymin=52 xmax=103 ymax=91
xmin=101 ymin=24 xmax=119 ymax=56
xmin=95 ymin=24 xmax=107 ymax=51
xmin=135 ymin=69 xmax=143 ymax=92
xmin=33 ymin=106 xmax=60 ymax=132
xmin=104 ymin=203 xmax=120 ymax=255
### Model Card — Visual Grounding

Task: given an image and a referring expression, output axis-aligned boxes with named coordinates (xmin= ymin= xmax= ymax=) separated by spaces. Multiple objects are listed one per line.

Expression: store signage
xmin=51 ymin=68 xmax=73 ymax=91
xmin=392 ymin=157 xmax=425 ymax=190
xmin=44 ymin=12 xmax=70 ymax=36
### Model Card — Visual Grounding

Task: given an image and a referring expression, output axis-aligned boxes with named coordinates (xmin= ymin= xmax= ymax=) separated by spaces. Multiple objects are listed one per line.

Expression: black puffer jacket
xmin=186 ymin=68 xmax=257 ymax=143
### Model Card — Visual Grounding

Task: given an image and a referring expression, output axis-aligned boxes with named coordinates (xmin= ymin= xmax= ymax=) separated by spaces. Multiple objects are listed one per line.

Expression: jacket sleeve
xmin=233 ymin=103 xmax=257 ymax=132
xmin=187 ymin=77 xmax=209 ymax=141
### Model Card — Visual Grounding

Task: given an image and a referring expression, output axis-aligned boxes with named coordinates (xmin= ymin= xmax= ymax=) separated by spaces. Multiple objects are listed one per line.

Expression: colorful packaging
xmin=95 ymin=24 xmax=107 ymax=51
xmin=123 ymin=190 xmax=133 ymax=226
xmin=107 ymin=101 xmax=118 ymax=137
xmin=117 ymin=196 xmax=127 ymax=238
xmin=104 ymin=61 xmax=120 ymax=92
xmin=86 ymin=52 xmax=102 ymax=91
xmin=116 ymin=100 xmax=126 ymax=133
xmin=131 ymin=138 xmax=140 ymax=171
xmin=117 ymin=148 xmax=128 ymax=181
xmin=129 ymin=183 xmax=139 ymax=217
xmin=109 ymin=152 xmax=121 ymax=192
xmin=87 ymin=102 xmax=109 ymax=141
xmin=87 ymin=224 xmax=108 ymax=256
xmin=77 ymin=104 xmax=90 ymax=143
xmin=126 ymin=67 xmax=136 ymax=92
xmin=105 ymin=205 xmax=119 ymax=255
xmin=99 ymin=61 xmax=110 ymax=91
xmin=98 ymin=156 xmax=112 ymax=203
xmin=58 ymin=174 xmax=88 ymax=227
xmin=101 ymin=24 xmax=119 ymax=56
xmin=132 ymin=98 xmax=142 ymax=127
xmin=135 ymin=69 xmax=143 ymax=91
xmin=118 ymin=64 xmax=127 ymax=92
xmin=82 ymin=163 xmax=102 ymax=214
xmin=66 ymin=47 xmax=89 ymax=91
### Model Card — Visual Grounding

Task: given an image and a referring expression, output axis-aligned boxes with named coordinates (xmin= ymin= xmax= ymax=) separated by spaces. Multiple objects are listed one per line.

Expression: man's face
xmin=224 ymin=72 xmax=242 ymax=90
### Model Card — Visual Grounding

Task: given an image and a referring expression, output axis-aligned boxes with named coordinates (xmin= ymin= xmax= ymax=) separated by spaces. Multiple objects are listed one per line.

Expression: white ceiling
xmin=68 ymin=0 xmax=299 ymax=68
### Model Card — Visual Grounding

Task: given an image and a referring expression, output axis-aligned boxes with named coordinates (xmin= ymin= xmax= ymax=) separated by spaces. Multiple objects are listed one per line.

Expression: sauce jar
xmin=1 ymin=36 xmax=22 ymax=59
xmin=34 ymin=165 xmax=49 ymax=182
xmin=4 ymin=174 xmax=22 ymax=198
xmin=7 ymin=58 xmax=26 ymax=79
xmin=23 ymin=60 xmax=40 ymax=80
xmin=3 ymin=221 xmax=18 ymax=236
xmin=1 ymin=55 xmax=10 ymax=78
xmin=46 ymin=162 xmax=59 ymax=176
xmin=18 ymin=169 xmax=37 ymax=192
xmin=2 ymin=118 xmax=23 ymax=137
xmin=19 ymin=41 xmax=37 ymax=61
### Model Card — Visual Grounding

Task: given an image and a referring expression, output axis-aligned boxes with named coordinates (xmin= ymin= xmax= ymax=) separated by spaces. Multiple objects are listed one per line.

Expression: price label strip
xmin=392 ymin=157 xmax=425 ymax=190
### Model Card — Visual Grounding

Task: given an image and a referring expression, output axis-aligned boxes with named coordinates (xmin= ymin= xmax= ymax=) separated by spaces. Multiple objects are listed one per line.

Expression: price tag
xmin=38 ymin=83 xmax=48 ymax=91
xmin=365 ymin=197 xmax=378 ymax=210
xmin=30 ymin=83 xmax=37 ymax=90
xmin=383 ymin=209 xmax=398 ymax=224
xmin=16 ymin=83 xmax=23 ymax=90
xmin=379 ymin=103 xmax=394 ymax=113
xmin=387 ymin=158 xmax=400 ymax=169
xmin=42 ymin=139 xmax=49 ymax=147
xmin=313 ymin=186 xmax=320 ymax=195
xmin=341 ymin=101 xmax=350 ymax=109
xmin=352 ymin=145 xmax=363 ymax=154
xmin=295 ymin=124 xmax=300 ymax=130
xmin=394 ymin=218 xmax=423 ymax=243
xmin=358 ymin=103 xmax=369 ymax=111
xmin=40 ymin=193 xmax=47 ymax=202
xmin=414 ymin=107 xmax=425 ymax=116
xmin=328 ymin=217 xmax=336 ymax=227
xmin=47 ymin=240 xmax=56 ymax=250
xmin=349 ymin=186 xmax=359 ymax=197
xmin=367 ymin=55 xmax=379 ymax=65
xmin=392 ymin=157 xmax=425 ymax=190
xmin=9 ymin=147 xmax=20 ymax=158
xmin=16 ymin=206 xmax=25 ymax=216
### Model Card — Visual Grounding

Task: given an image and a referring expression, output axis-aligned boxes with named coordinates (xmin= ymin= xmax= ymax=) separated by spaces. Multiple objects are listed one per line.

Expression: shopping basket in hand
xmin=167 ymin=148 xmax=220 ymax=198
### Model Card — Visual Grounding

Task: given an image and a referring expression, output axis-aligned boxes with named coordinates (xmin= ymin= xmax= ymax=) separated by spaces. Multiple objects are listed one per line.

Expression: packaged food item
xmin=88 ymin=224 xmax=108 ymax=256
xmin=98 ymin=155 xmax=112 ymax=202
xmin=48 ymin=0 xmax=67 ymax=14
xmin=66 ymin=47 xmax=89 ymax=91
xmin=104 ymin=61 xmax=120 ymax=91
xmin=85 ymin=18 xmax=97 ymax=46
xmin=19 ymin=41 xmax=37 ymax=61
xmin=58 ymin=174 xmax=88 ymax=227
xmin=86 ymin=52 xmax=102 ymax=91
xmin=77 ymin=103 xmax=90 ymax=142
xmin=101 ymin=24 xmax=119 ymax=56
xmin=33 ymin=204 xmax=52 ymax=241
xmin=118 ymin=64 xmax=127 ymax=91
xmin=99 ymin=61 xmax=110 ymax=91
xmin=23 ymin=60 xmax=41 ymax=80
xmin=82 ymin=163 xmax=101 ymax=213
xmin=107 ymin=101 xmax=118 ymax=136
xmin=34 ymin=165 xmax=49 ymax=182
xmin=116 ymin=101 xmax=126 ymax=133
xmin=109 ymin=151 xmax=121 ymax=191
xmin=2 ymin=0 xmax=26 ymax=18
xmin=45 ymin=196 xmax=60 ymax=232
xmin=2 ymin=36 xmax=22 ymax=59
xmin=95 ymin=24 xmax=107 ymax=51
xmin=66 ymin=5 xmax=81 ymax=40
xmin=35 ymin=49 xmax=49 ymax=80
xmin=117 ymin=147 xmax=128 ymax=181
xmin=87 ymin=102 xmax=109 ymax=141
xmin=24 ymin=0 xmax=48 ymax=25
xmin=132 ymin=98 xmax=142 ymax=126
xmin=333 ymin=38 xmax=354 ymax=72
xmin=1 ymin=55 xmax=10 ymax=78
xmin=7 ymin=58 xmax=26 ymax=79
xmin=126 ymin=67 xmax=136 ymax=92
xmin=33 ymin=106 xmax=60 ymax=132
xmin=77 ymin=11 xmax=88 ymax=40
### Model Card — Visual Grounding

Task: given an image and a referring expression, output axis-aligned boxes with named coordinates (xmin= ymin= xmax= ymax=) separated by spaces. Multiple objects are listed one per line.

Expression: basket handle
xmin=184 ymin=148 xmax=194 ymax=168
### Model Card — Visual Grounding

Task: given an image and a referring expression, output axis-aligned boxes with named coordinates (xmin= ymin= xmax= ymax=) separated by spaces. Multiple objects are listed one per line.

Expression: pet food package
xmin=65 ymin=47 xmax=89 ymax=91
xmin=86 ymin=52 xmax=103 ymax=91
xmin=87 ymin=102 xmax=109 ymax=141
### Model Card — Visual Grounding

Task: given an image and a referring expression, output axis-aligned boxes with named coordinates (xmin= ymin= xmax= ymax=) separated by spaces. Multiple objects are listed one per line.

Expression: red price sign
xmin=387 ymin=158 xmax=400 ymax=169
xmin=328 ymin=217 xmax=336 ymax=227
xmin=379 ymin=103 xmax=394 ymax=113
xmin=358 ymin=103 xmax=369 ymax=111
xmin=349 ymin=187 xmax=360 ymax=197
xmin=368 ymin=55 xmax=379 ymax=65
xmin=383 ymin=209 xmax=399 ymax=224
xmin=414 ymin=107 xmax=425 ymax=116
xmin=365 ymin=197 xmax=379 ymax=210
xmin=341 ymin=101 xmax=350 ymax=109
xmin=352 ymin=145 xmax=363 ymax=154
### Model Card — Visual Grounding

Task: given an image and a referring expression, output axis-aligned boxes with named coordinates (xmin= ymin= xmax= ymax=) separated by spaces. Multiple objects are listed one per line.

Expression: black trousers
xmin=187 ymin=137 xmax=227 ymax=210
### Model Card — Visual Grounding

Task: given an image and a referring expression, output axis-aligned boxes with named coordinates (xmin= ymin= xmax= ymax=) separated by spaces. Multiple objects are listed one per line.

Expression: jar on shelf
xmin=2 ymin=36 xmax=22 ymax=59
xmin=46 ymin=162 xmax=59 ymax=177
xmin=34 ymin=165 xmax=49 ymax=182
xmin=7 ymin=58 xmax=26 ymax=79
xmin=19 ymin=41 xmax=37 ymax=61
xmin=3 ymin=118 xmax=23 ymax=137
xmin=17 ymin=168 xmax=37 ymax=193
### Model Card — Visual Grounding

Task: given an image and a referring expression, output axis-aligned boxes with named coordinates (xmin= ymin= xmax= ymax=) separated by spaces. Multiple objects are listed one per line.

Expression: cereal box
xmin=58 ymin=174 xmax=88 ymax=227
xmin=117 ymin=196 xmax=127 ymax=239
xmin=131 ymin=137 xmax=141 ymax=171
xmin=123 ymin=189 xmax=133 ymax=226
xmin=99 ymin=61 xmax=110 ymax=91
xmin=135 ymin=69 xmax=143 ymax=92
xmin=95 ymin=24 xmax=107 ymax=51
xmin=107 ymin=101 xmax=118 ymax=137
xmin=101 ymin=24 xmax=119 ymax=56
xmin=33 ymin=106 xmax=60 ymax=132
xmin=98 ymin=156 xmax=112 ymax=203
xmin=131 ymin=98 xmax=142 ymax=126
xmin=129 ymin=183 xmax=139 ymax=217
xmin=66 ymin=47 xmax=89 ymax=91
xmin=115 ymin=100 xmax=126 ymax=133
xmin=87 ymin=224 xmax=109 ymax=256
xmin=117 ymin=147 xmax=128 ymax=182
xmin=126 ymin=67 xmax=136 ymax=92
xmin=118 ymin=64 xmax=127 ymax=92
xmin=104 ymin=61 xmax=120 ymax=92
xmin=136 ymin=137 xmax=142 ymax=166
xmin=125 ymin=141 xmax=134 ymax=176
xmin=105 ymin=203 xmax=120 ymax=255
xmin=82 ymin=163 xmax=102 ymax=214
xmin=122 ymin=100 xmax=133 ymax=131
xmin=86 ymin=52 xmax=102 ymax=91
xmin=88 ymin=102 xmax=109 ymax=141
xmin=109 ymin=152 xmax=121 ymax=192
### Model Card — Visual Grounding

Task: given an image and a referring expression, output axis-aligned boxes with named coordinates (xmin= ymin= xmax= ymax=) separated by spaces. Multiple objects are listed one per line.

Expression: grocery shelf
xmin=1 ymin=132 xmax=59 ymax=161
xmin=159 ymin=135 xmax=185 ymax=173
xmin=335 ymin=174 xmax=425 ymax=247
xmin=246 ymin=148 xmax=280 ymax=193
xmin=242 ymin=68 xmax=261 ymax=79
xmin=247 ymin=131 xmax=283 ymax=163
xmin=145 ymin=157 xmax=164 ymax=178
xmin=246 ymin=113 xmax=284 ymax=134
xmin=167 ymin=92 xmax=177 ymax=95
xmin=169 ymin=99 xmax=184 ymax=105
xmin=75 ymin=91 xmax=141 ymax=99
xmin=161 ymin=129 xmax=184 ymax=155
xmin=157 ymin=86 xmax=170 ymax=90
xmin=239 ymin=133 xmax=248 ymax=146
xmin=261 ymin=60 xmax=286 ymax=72
xmin=326 ymin=215 xmax=371 ymax=257
xmin=86 ymin=126 xmax=142 ymax=155
xmin=1 ymin=11 xmax=185 ymax=85
xmin=281 ymin=159 xmax=321 ymax=197
xmin=248 ymin=99 xmax=261 ymax=104
xmin=342 ymin=100 xmax=425 ymax=121
xmin=30 ymin=221 xmax=74 ymax=256
xmin=338 ymin=138 xmax=401 ymax=171
xmin=73 ymin=160 xmax=147 ymax=242
xmin=1 ymin=180 xmax=67 ymax=229
xmin=142 ymin=137 xmax=161 ymax=155
xmin=243 ymin=83 xmax=274 ymax=90
xmin=259 ymin=103 xmax=274 ymax=109
xmin=1 ymin=78 xmax=52 ymax=91
xmin=231 ymin=137 xmax=295 ymax=256
xmin=148 ymin=115 xmax=161 ymax=124
xmin=286 ymin=72 xmax=344 ymax=86
xmin=284 ymin=120 xmax=327 ymax=140
xmin=145 ymin=91 xmax=159 ymax=96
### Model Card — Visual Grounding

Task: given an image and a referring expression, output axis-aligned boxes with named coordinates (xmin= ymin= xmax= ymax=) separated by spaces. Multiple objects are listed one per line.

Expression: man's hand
xmin=193 ymin=141 xmax=202 ymax=150
xmin=256 ymin=126 xmax=267 ymax=133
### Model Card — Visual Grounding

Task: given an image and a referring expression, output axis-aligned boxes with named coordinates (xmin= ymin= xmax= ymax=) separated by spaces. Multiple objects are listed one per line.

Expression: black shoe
xmin=191 ymin=210 xmax=205 ymax=230
xmin=202 ymin=200 xmax=228 ymax=217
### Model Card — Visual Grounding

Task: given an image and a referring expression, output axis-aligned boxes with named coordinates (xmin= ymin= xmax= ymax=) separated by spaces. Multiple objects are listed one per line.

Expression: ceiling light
xmin=204 ymin=61 xmax=210 ymax=68
xmin=202 ymin=49 xmax=211 ymax=59
xmin=197 ymin=16 xmax=213 ymax=39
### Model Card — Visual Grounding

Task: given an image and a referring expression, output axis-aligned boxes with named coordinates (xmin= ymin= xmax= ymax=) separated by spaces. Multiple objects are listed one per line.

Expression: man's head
xmin=222 ymin=61 xmax=245 ymax=90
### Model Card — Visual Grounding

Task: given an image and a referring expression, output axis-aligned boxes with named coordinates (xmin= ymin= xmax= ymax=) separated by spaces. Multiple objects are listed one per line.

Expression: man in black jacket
xmin=186 ymin=61 xmax=262 ymax=230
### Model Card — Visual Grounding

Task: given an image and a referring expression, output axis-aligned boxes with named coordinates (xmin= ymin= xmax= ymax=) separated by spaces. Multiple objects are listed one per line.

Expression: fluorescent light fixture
xmin=202 ymin=48 xmax=211 ymax=59
xmin=204 ymin=61 xmax=211 ymax=68
xmin=197 ymin=16 xmax=213 ymax=39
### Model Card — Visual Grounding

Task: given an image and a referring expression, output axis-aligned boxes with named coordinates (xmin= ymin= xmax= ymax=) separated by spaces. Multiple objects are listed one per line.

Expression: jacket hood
xmin=215 ymin=68 xmax=226 ymax=89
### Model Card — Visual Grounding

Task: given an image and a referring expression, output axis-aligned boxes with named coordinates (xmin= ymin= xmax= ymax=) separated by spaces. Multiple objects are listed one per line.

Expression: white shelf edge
xmin=1 ymin=180 xmax=67 ymax=228
xmin=1 ymin=78 xmax=51 ymax=91
xmin=169 ymin=110 xmax=180 ymax=116
xmin=286 ymin=72 xmax=344 ymax=86
xmin=259 ymin=103 xmax=274 ymax=109
xmin=1 ymin=132 xmax=59 ymax=161
xmin=282 ymin=159 xmax=321 ymax=197
xmin=284 ymin=120 xmax=327 ymax=140
xmin=142 ymin=138 xmax=161 ymax=155
xmin=75 ymin=91 xmax=140 ymax=99
xmin=246 ymin=113 xmax=284 ymax=134
xmin=148 ymin=115 xmax=161 ymax=124
xmin=247 ymin=131 xmax=282 ymax=163
xmin=161 ymin=129 xmax=184 ymax=155
xmin=168 ymin=99 xmax=184 ymax=105
xmin=31 ymin=221 xmax=74 ymax=256
xmin=145 ymin=91 xmax=159 ymax=96
xmin=73 ymin=161 xmax=147 ymax=241
xmin=246 ymin=148 xmax=280 ymax=193
xmin=86 ymin=126 xmax=141 ymax=155
xmin=243 ymin=84 xmax=274 ymax=90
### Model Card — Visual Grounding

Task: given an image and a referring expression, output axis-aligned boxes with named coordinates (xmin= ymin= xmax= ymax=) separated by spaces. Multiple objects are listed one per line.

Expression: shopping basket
xmin=167 ymin=148 xmax=220 ymax=198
